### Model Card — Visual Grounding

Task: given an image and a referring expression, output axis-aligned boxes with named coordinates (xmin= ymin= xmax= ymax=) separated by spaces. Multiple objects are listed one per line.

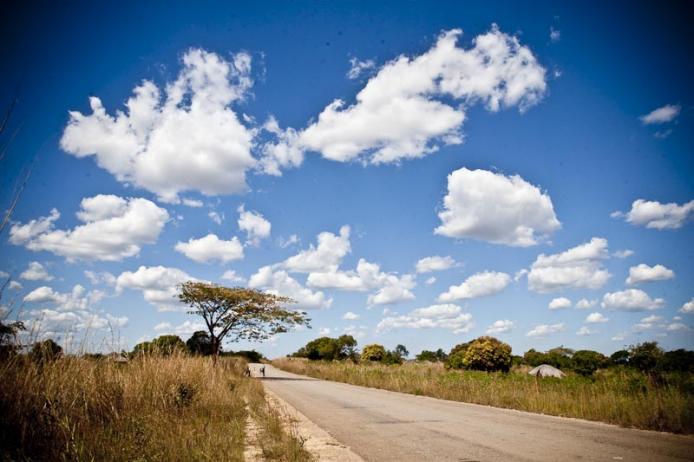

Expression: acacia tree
xmin=178 ymin=282 xmax=310 ymax=363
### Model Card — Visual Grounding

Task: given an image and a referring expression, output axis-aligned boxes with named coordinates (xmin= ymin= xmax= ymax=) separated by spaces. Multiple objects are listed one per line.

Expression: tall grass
xmin=0 ymin=354 xmax=312 ymax=461
xmin=273 ymin=358 xmax=694 ymax=434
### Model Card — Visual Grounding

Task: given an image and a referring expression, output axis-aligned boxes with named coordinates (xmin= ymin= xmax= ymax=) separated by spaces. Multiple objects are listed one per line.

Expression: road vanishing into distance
xmin=255 ymin=364 xmax=694 ymax=462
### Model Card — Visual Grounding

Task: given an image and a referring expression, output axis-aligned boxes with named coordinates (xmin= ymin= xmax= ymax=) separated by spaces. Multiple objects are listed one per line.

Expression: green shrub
xmin=361 ymin=344 xmax=386 ymax=362
xmin=572 ymin=350 xmax=608 ymax=376
xmin=461 ymin=336 xmax=512 ymax=372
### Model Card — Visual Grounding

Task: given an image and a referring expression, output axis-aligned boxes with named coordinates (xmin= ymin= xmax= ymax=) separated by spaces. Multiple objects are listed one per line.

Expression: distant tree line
xmin=290 ymin=334 xmax=694 ymax=377
xmin=131 ymin=331 xmax=266 ymax=362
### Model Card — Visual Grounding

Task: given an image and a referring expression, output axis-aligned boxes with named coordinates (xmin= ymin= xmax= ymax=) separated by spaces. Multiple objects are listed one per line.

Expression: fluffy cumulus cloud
xmin=237 ymin=205 xmax=271 ymax=246
xmin=116 ymin=265 xmax=194 ymax=311
xmin=342 ymin=311 xmax=360 ymax=320
xmin=438 ymin=270 xmax=510 ymax=302
xmin=283 ymin=226 xmax=351 ymax=273
xmin=527 ymin=237 xmax=611 ymax=293
xmin=175 ymin=234 xmax=244 ymax=263
xmin=10 ymin=195 xmax=168 ymax=261
xmin=60 ymin=49 xmax=256 ymax=203
xmin=435 ymin=168 xmax=560 ymax=247
xmin=612 ymin=199 xmax=694 ymax=230
xmin=347 ymin=58 xmax=376 ymax=79
xmin=220 ymin=270 xmax=246 ymax=284
xmin=22 ymin=284 xmax=122 ymax=334
xmin=680 ymin=298 xmax=694 ymax=314
xmin=548 ymin=297 xmax=571 ymax=310
xmin=527 ymin=323 xmax=565 ymax=337
xmin=261 ymin=26 xmax=546 ymax=172
xmin=585 ymin=312 xmax=609 ymax=323
xmin=633 ymin=315 xmax=664 ymax=331
xmin=486 ymin=319 xmax=514 ymax=334
xmin=575 ymin=298 xmax=597 ymax=309
xmin=308 ymin=258 xmax=416 ymax=305
xmin=20 ymin=261 xmax=53 ymax=281
xmin=576 ymin=326 xmax=595 ymax=336
xmin=24 ymin=284 xmax=104 ymax=312
xmin=377 ymin=303 xmax=473 ymax=334
xmin=601 ymin=289 xmax=664 ymax=312
xmin=415 ymin=255 xmax=456 ymax=273
xmin=639 ymin=104 xmax=681 ymax=125
xmin=248 ymin=265 xmax=332 ymax=310
xmin=626 ymin=263 xmax=675 ymax=285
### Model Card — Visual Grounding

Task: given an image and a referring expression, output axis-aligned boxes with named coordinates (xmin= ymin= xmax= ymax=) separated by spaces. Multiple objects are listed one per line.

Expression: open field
xmin=273 ymin=358 xmax=694 ymax=434
xmin=0 ymin=354 xmax=312 ymax=461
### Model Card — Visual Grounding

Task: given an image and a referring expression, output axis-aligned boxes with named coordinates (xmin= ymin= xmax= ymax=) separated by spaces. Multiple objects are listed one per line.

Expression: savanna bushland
xmin=275 ymin=335 xmax=694 ymax=434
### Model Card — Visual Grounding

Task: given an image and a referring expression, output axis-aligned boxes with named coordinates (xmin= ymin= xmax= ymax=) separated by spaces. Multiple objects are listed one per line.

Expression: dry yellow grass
xmin=0 ymin=353 xmax=312 ymax=461
xmin=273 ymin=358 xmax=694 ymax=434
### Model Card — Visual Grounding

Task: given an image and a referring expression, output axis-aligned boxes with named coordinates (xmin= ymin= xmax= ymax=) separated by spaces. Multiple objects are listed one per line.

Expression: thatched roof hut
xmin=528 ymin=364 xmax=565 ymax=378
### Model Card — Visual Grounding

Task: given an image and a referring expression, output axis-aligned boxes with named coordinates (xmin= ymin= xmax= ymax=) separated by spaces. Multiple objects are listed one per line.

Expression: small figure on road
xmin=244 ymin=366 xmax=251 ymax=377
xmin=260 ymin=365 xmax=266 ymax=377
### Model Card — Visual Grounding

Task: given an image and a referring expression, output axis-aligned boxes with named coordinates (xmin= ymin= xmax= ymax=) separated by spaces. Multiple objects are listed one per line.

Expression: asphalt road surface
xmin=255 ymin=364 xmax=694 ymax=462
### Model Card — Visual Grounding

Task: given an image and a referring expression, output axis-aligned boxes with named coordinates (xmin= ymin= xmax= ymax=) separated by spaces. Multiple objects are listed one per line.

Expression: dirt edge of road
xmin=264 ymin=388 xmax=365 ymax=462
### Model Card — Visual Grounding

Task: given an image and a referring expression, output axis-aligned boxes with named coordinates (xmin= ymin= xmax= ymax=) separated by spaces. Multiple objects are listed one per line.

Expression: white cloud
xmin=613 ymin=249 xmax=634 ymax=259
xmin=626 ymin=263 xmax=674 ymax=285
xmin=277 ymin=234 xmax=300 ymax=248
xmin=613 ymin=199 xmax=694 ymax=230
xmin=549 ymin=27 xmax=561 ymax=42
xmin=343 ymin=311 xmax=360 ymax=320
xmin=283 ymin=225 xmax=351 ymax=273
xmin=633 ymin=315 xmax=664 ymax=331
xmin=548 ymin=297 xmax=571 ymax=310
xmin=435 ymin=168 xmax=560 ymax=247
xmin=527 ymin=237 xmax=611 ymax=292
xmin=612 ymin=333 xmax=626 ymax=341
xmin=20 ymin=261 xmax=54 ymax=281
xmin=237 ymin=205 xmax=271 ymax=246
xmin=248 ymin=265 xmax=332 ymax=310
xmin=182 ymin=198 xmax=204 ymax=208
xmin=8 ymin=281 xmax=22 ymax=290
xmin=601 ymin=289 xmax=664 ymax=312
xmin=116 ymin=265 xmax=194 ymax=311
xmin=220 ymin=270 xmax=246 ymax=284
xmin=415 ymin=255 xmax=456 ymax=273
xmin=680 ymin=298 xmax=694 ymax=314
xmin=307 ymin=258 xmax=416 ymax=306
xmin=208 ymin=211 xmax=224 ymax=225
xmin=10 ymin=195 xmax=169 ymax=261
xmin=575 ymin=298 xmax=597 ymax=309
xmin=438 ymin=271 xmax=510 ymax=302
xmin=84 ymin=270 xmax=117 ymax=286
xmin=585 ymin=312 xmax=609 ymax=323
xmin=639 ymin=104 xmax=681 ymax=125
xmin=319 ymin=327 xmax=331 ymax=336
xmin=172 ymin=320 xmax=207 ymax=337
xmin=377 ymin=303 xmax=473 ymax=334
xmin=527 ymin=323 xmax=565 ymax=337
xmin=23 ymin=284 xmax=103 ymax=312
xmin=425 ymin=276 xmax=437 ymax=285
xmin=61 ymin=49 xmax=256 ymax=203
xmin=261 ymin=26 xmax=545 ymax=172
xmin=347 ymin=57 xmax=376 ymax=79
xmin=666 ymin=322 xmax=689 ymax=332
xmin=175 ymin=234 xmax=244 ymax=263
xmin=154 ymin=321 xmax=173 ymax=332
xmin=576 ymin=326 xmax=595 ymax=336
xmin=486 ymin=319 xmax=514 ymax=334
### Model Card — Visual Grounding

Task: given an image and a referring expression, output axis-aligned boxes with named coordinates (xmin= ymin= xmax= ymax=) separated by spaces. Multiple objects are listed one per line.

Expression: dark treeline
xmin=290 ymin=335 xmax=694 ymax=377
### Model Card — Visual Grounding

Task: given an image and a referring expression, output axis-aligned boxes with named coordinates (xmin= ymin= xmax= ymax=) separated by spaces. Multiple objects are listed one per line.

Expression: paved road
xmin=255 ymin=364 xmax=694 ymax=462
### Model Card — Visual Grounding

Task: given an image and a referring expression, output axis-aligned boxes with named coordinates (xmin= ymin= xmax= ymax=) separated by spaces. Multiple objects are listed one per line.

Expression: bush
xmin=292 ymin=335 xmax=358 ymax=361
xmin=29 ymin=339 xmax=62 ymax=362
xmin=629 ymin=342 xmax=664 ymax=373
xmin=416 ymin=348 xmax=448 ymax=362
xmin=361 ymin=344 xmax=386 ymax=362
xmin=610 ymin=350 xmax=630 ymax=366
xmin=662 ymin=349 xmax=694 ymax=373
xmin=572 ymin=350 xmax=608 ymax=376
xmin=186 ymin=331 xmax=214 ymax=356
xmin=460 ymin=336 xmax=512 ymax=372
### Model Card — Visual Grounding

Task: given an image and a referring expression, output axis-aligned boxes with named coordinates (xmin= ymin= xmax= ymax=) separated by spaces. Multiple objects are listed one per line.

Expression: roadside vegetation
xmin=0 ymin=282 xmax=313 ymax=461
xmin=276 ymin=335 xmax=694 ymax=434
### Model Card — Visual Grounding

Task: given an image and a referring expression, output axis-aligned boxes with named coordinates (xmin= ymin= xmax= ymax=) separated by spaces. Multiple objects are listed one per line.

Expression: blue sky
xmin=1 ymin=1 xmax=692 ymax=357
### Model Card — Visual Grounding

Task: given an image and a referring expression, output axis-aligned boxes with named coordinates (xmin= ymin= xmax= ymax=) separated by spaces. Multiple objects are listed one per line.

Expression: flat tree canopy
xmin=178 ymin=281 xmax=310 ymax=362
